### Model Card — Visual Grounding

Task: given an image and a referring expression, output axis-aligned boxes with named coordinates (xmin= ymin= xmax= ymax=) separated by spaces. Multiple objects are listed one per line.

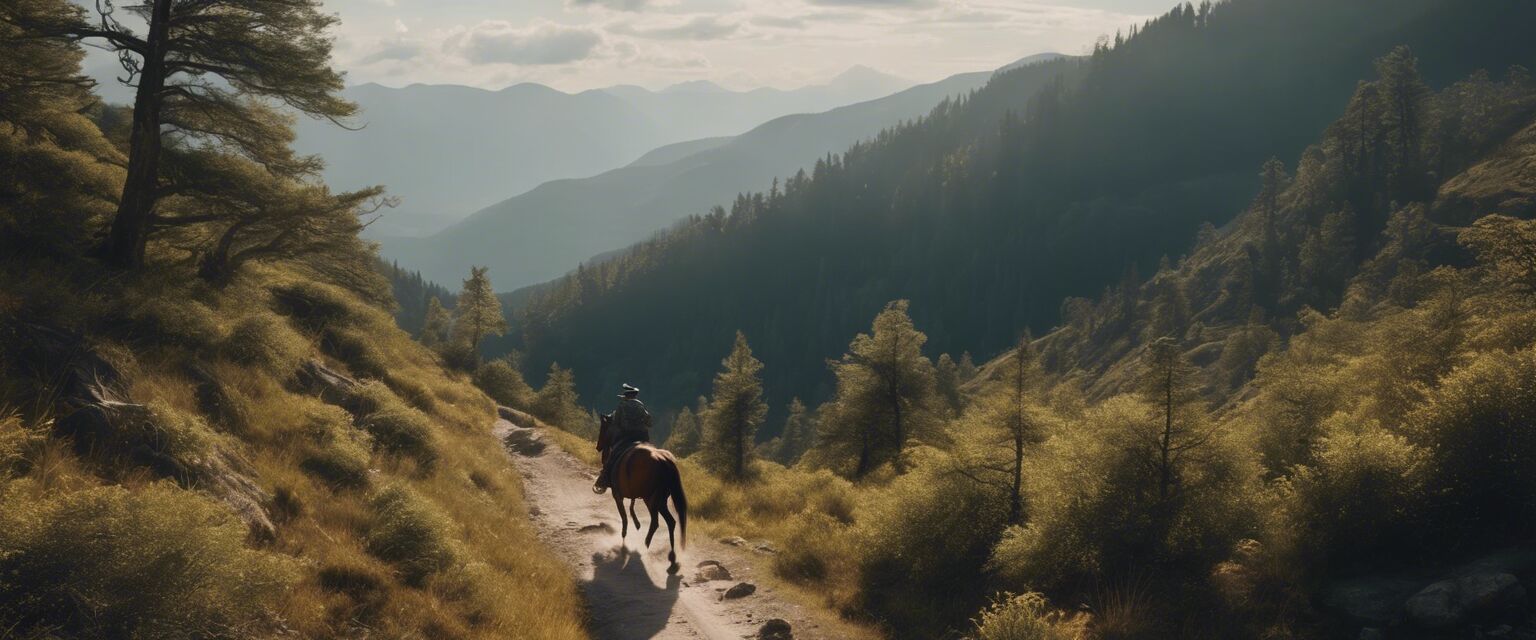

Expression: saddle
xmin=602 ymin=438 xmax=648 ymax=491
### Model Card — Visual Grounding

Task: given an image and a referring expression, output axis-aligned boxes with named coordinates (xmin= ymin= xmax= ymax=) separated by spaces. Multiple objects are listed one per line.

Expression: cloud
xmin=566 ymin=0 xmax=655 ymax=10
xmin=447 ymin=20 xmax=604 ymax=65
xmin=358 ymin=37 xmax=426 ymax=64
xmin=804 ymin=0 xmax=936 ymax=7
xmin=609 ymin=15 xmax=741 ymax=40
xmin=749 ymin=15 xmax=807 ymax=29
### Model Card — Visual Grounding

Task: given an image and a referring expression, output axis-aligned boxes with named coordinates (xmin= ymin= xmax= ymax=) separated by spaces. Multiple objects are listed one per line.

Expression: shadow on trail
xmin=583 ymin=546 xmax=682 ymax=640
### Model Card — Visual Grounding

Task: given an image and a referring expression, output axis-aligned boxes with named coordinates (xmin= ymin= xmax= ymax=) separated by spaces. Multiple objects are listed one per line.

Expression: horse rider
xmin=593 ymin=383 xmax=652 ymax=494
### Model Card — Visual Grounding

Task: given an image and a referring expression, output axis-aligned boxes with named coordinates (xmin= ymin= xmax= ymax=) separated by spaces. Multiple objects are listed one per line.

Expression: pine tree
xmin=419 ymin=296 xmax=452 ymax=347
xmin=535 ymin=363 xmax=587 ymax=436
xmin=775 ymin=398 xmax=815 ymax=465
xmin=6 ymin=0 xmax=356 ymax=268
xmin=935 ymin=353 xmax=963 ymax=416
xmin=813 ymin=300 xmax=940 ymax=477
xmin=1375 ymin=46 xmax=1432 ymax=202
xmin=952 ymin=333 xmax=1049 ymax=524
xmin=452 ymin=266 xmax=507 ymax=366
xmin=1137 ymin=337 xmax=1211 ymax=505
xmin=700 ymin=332 xmax=767 ymax=481
xmin=665 ymin=406 xmax=701 ymax=457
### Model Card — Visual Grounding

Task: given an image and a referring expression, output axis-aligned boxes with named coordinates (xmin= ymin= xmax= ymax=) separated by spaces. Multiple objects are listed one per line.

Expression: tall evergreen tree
xmin=774 ymin=398 xmax=816 ymax=466
xmin=935 ymin=354 xmax=963 ymax=417
xmin=812 ymin=300 xmax=940 ymax=477
xmin=664 ymin=406 xmax=701 ymax=457
xmin=419 ymin=296 xmax=452 ymax=347
xmin=952 ymin=333 xmax=1049 ymax=524
xmin=1137 ymin=337 xmax=1211 ymax=505
xmin=700 ymin=332 xmax=768 ymax=481
xmin=535 ymin=363 xmax=587 ymax=436
xmin=5 ymin=0 xmax=357 ymax=267
xmin=1376 ymin=46 xmax=1432 ymax=202
xmin=452 ymin=266 xmax=507 ymax=366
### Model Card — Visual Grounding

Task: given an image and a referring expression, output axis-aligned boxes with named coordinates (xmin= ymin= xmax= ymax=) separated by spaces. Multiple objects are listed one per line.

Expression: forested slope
xmin=508 ymin=0 xmax=1536 ymax=423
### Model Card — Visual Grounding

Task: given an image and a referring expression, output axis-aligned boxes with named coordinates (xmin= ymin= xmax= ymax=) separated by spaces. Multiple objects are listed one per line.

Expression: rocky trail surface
xmin=495 ymin=413 xmax=863 ymax=640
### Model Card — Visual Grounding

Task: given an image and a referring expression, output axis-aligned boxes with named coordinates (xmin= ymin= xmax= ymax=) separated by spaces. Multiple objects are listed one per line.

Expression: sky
xmin=83 ymin=0 xmax=1174 ymax=97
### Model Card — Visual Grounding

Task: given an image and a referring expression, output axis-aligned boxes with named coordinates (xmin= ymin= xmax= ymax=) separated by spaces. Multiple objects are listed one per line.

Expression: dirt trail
xmin=496 ymin=416 xmax=851 ymax=640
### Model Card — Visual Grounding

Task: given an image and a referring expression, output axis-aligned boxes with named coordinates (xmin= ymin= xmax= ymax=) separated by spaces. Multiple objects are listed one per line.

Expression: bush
xmin=118 ymin=296 xmax=224 ymax=348
xmin=857 ymin=450 xmax=1010 ymax=638
xmin=366 ymin=484 xmax=459 ymax=585
xmin=1269 ymin=419 xmax=1427 ymax=569
xmin=323 ymin=327 xmax=389 ymax=380
xmin=223 ymin=314 xmax=308 ymax=377
xmin=0 ymin=482 xmax=295 ymax=638
xmin=270 ymin=280 xmax=359 ymax=334
xmin=474 ymin=360 xmax=533 ymax=408
xmin=1407 ymin=348 xmax=1536 ymax=536
xmin=971 ymin=592 xmax=1081 ymax=640
xmin=363 ymin=407 xmax=438 ymax=469
xmin=299 ymin=404 xmax=374 ymax=489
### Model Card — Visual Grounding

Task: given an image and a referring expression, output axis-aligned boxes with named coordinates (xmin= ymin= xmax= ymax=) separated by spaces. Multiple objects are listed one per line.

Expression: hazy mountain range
xmin=293 ymin=67 xmax=910 ymax=237
xmin=381 ymin=54 xmax=1065 ymax=289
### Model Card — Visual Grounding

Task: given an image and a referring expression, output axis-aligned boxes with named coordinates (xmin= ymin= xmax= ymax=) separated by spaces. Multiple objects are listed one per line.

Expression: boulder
xmin=1405 ymin=573 xmax=1525 ymax=629
xmin=723 ymin=582 xmax=757 ymax=599
xmin=754 ymin=542 xmax=778 ymax=555
xmin=1325 ymin=576 xmax=1424 ymax=625
xmin=695 ymin=562 xmax=732 ymax=582
xmin=758 ymin=618 xmax=793 ymax=640
xmin=720 ymin=536 xmax=747 ymax=547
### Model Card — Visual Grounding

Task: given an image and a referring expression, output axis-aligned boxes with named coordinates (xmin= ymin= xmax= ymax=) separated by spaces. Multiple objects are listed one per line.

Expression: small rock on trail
xmin=695 ymin=561 xmax=732 ymax=582
xmin=723 ymin=582 xmax=757 ymax=600
xmin=759 ymin=618 xmax=793 ymax=640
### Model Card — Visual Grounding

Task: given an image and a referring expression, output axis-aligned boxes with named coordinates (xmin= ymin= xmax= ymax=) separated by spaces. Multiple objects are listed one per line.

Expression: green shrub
xmin=1270 ymin=419 xmax=1427 ymax=568
xmin=118 ymin=296 xmax=224 ymax=348
xmin=1407 ymin=348 xmax=1536 ymax=536
xmin=270 ymin=280 xmax=358 ymax=334
xmin=363 ymin=407 xmax=438 ymax=469
xmin=773 ymin=511 xmax=848 ymax=583
xmin=299 ymin=404 xmax=373 ymax=489
xmin=0 ymin=482 xmax=295 ymax=638
xmin=473 ymin=360 xmax=534 ymax=408
xmin=366 ymin=484 xmax=458 ymax=585
xmin=323 ymin=327 xmax=388 ymax=379
xmin=971 ymin=592 xmax=1079 ymax=640
xmin=223 ymin=314 xmax=308 ymax=377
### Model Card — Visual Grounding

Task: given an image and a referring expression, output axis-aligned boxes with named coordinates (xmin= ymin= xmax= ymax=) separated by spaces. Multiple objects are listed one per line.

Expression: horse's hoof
xmin=666 ymin=563 xmax=680 ymax=575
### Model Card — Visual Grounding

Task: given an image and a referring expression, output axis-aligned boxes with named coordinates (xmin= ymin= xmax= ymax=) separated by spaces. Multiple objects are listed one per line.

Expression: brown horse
xmin=597 ymin=414 xmax=688 ymax=573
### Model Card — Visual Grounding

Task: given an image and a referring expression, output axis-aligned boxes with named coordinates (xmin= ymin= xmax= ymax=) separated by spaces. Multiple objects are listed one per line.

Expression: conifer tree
xmin=935 ymin=354 xmax=963 ymax=416
xmin=700 ymin=332 xmax=767 ymax=481
xmin=775 ymin=398 xmax=815 ymax=465
xmin=5 ymin=0 xmax=357 ymax=268
xmin=535 ymin=363 xmax=587 ymax=435
xmin=952 ymin=333 xmax=1049 ymax=524
xmin=419 ymin=296 xmax=452 ymax=347
xmin=1137 ymin=337 xmax=1211 ymax=504
xmin=813 ymin=300 xmax=940 ymax=477
xmin=1376 ymin=46 xmax=1432 ymax=202
xmin=665 ymin=406 xmax=701 ymax=457
xmin=452 ymin=266 xmax=507 ymax=366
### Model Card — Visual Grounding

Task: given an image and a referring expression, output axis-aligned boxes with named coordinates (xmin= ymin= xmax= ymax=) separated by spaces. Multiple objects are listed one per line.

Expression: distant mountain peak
xmin=662 ymin=79 xmax=729 ymax=94
xmin=825 ymin=65 xmax=906 ymax=93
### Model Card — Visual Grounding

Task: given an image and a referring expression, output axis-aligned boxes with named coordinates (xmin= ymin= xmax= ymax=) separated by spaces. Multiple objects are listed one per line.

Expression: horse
xmin=597 ymin=413 xmax=688 ymax=573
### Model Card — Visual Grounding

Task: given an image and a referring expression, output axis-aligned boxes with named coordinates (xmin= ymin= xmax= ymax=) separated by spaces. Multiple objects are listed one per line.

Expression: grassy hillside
xmin=0 ymin=9 xmax=587 ymax=637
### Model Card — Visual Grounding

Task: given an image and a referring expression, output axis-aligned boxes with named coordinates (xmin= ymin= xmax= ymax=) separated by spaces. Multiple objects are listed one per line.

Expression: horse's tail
xmin=662 ymin=453 xmax=688 ymax=550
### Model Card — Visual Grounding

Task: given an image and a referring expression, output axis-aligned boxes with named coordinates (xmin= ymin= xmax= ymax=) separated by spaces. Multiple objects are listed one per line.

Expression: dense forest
xmin=503 ymin=0 xmax=1536 ymax=428
xmin=496 ymin=40 xmax=1536 ymax=639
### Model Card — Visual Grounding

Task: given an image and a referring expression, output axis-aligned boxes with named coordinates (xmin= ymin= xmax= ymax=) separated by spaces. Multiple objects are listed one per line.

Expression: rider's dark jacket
xmin=611 ymin=397 xmax=652 ymax=442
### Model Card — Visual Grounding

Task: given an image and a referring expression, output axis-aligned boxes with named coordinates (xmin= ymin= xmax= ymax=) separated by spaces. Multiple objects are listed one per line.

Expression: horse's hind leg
xmin=658 ymin=504 xmax=679 ymax=573
xmin=643 ymin=495 xmax=661 ymax=548
xmin=628 ymin=499 xmax=642 ymax=529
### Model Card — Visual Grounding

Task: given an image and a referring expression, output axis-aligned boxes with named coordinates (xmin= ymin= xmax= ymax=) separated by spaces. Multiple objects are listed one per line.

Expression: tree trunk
xmin=104 ymin=0 xmax=172 ymax=268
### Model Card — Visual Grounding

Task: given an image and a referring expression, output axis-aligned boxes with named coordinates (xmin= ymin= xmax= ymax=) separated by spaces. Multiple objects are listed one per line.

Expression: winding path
xmin=496 ymin=415 xmax=860 ymax=640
